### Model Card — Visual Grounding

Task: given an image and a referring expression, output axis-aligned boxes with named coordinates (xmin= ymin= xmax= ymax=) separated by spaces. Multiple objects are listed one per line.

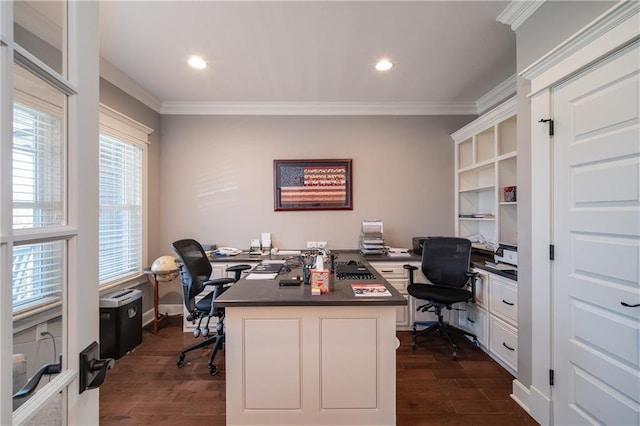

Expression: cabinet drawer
xmin=458 ymin=304 xmax=488 ymax=346
xmin=489 ymin=276 xmax=517 ymax=325
xmin=369 ymin=262 xmax=409 ymax=279
xmin=489 ymin=317 xmax=518 ymax=373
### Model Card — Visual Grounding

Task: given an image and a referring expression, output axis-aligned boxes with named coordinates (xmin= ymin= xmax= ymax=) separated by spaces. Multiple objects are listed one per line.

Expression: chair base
xmin=177 ymin=333 xmax=224 ymax=376
xmin=412 ymin=312 xmax=477 ymax=360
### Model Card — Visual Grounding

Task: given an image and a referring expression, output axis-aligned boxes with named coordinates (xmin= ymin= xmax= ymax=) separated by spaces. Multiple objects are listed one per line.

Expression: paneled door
xmin=552 ymin=41 xmax=639 ymax=425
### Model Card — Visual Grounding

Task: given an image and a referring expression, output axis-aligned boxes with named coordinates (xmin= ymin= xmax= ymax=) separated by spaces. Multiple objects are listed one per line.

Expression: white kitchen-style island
xmin=216 ymin=254 xmax=406 ymax=426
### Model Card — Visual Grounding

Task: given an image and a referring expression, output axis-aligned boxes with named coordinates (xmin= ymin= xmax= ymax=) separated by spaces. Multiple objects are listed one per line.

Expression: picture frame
xmin=274 ymin=159 xmax=353 ymax=211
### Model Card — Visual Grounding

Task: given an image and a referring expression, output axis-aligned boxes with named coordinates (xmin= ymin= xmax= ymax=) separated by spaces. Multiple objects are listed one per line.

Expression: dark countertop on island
xmin=215 ymin=251 xmax=408 ymax=308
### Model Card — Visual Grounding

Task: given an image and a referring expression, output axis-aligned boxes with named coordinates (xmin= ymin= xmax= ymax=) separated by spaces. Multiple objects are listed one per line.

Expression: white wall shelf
xmin=452 ymin=97 xmax=517 ymax=246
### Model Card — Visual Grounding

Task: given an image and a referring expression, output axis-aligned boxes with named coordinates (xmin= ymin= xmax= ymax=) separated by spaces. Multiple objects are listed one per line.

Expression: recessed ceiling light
xmin=188 ymin=56 xmax=207 ymax=69
xmin=375 ymin=59 xmax=393 ymax=71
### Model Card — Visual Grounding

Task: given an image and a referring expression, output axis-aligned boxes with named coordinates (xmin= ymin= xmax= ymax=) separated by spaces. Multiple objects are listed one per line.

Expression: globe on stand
xmin=150 ymin=255 xmax=179 ymax=282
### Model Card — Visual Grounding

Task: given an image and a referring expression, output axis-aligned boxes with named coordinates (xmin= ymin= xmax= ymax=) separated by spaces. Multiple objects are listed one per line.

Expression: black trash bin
xmin=99 ymin=289 xmax=143 ymax=359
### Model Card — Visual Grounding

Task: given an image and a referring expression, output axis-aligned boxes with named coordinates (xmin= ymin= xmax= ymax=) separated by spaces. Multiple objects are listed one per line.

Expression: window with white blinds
xmin=12 ymin=102 xmax=64 ymax=229
xmin=12 ymin=241 xmax=64 ymax=314
xmin=98 ymin=133 xmax=143 ymax=285
xmin=11 ymin=67 xmax=67 ymax=313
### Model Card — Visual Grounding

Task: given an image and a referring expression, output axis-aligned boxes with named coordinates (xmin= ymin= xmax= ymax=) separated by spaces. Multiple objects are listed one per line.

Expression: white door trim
xmin=518 ymin=2 xmax=640 ymax=425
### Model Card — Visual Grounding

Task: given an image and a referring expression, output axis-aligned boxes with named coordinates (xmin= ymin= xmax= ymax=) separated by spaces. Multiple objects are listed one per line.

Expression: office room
xmin=3 ymin=1 xmax=638 ymax=425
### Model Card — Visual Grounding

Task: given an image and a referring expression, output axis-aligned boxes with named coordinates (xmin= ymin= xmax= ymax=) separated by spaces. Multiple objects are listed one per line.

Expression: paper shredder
xmin=99 ymin=288 xmax=142 ymax=359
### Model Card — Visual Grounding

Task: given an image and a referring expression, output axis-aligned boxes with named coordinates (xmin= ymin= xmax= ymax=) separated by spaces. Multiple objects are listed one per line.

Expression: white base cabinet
xmin=456 ymin=268 xmax=518 ymax=376
xmin=224 ymin=305 xmax=398 ymax=426
xmin=373 ymin=261 xmax=519 ymax=376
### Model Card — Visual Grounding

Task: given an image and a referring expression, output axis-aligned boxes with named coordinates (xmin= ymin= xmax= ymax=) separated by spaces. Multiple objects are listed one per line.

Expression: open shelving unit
xmin=451 ymin=97 xmax=517 ymax=248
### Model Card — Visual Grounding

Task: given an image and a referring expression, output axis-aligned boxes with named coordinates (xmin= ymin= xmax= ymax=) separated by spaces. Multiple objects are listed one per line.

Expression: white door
xmin=1 ymin=1 xmax=100 ymax=424
xmin=552 ymin=41 xmax=639 ymax=425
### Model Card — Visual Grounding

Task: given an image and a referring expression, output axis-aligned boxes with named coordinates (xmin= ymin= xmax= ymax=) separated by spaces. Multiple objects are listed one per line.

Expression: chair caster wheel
xmin=209 ymin=365 xmax=218 ymax=376
xmin=193 ymin=329 xmax=201 ymax=338
xmin=177 ymin=355 xmax=186 ymax=368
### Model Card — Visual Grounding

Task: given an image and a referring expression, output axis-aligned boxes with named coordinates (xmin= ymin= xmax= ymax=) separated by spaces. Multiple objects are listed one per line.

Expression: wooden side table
xmin=144 ymin=267 xmax=179 ymax=334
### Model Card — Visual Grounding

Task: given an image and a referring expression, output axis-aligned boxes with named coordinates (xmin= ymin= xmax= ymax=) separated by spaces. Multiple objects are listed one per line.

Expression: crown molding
xmin=475 ymin=74 xmax=517 ymax=115
xmin=99 ymin=58 xmax=163 ymax=113
xmin=521 ymin=0 xmax=639 ymax=93
xmin=451 ymin=96 xmax=516 ymax=142
xmin=497 ymin=0 xmax=546 ymax=31
xmin=160 ymin=101 xmax=478 ymax=116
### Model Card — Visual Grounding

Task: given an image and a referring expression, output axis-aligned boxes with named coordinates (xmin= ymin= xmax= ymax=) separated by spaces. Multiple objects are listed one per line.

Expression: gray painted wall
xmin=515 ymin=0 xmax=615 ymax=388
xmin=158 ymin=114 xmax=473 ymax=303
xmin=99 ymin=78 xmax=162 ymax=313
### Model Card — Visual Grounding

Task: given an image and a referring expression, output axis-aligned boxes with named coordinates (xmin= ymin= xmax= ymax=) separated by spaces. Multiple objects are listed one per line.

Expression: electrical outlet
xmin=36 ymin=323 xmax=47 ymax=341
xmin=306 ymin=241 xmax=317 ymax=249
xmin=317 ymin=241 xmax=327 ymax=249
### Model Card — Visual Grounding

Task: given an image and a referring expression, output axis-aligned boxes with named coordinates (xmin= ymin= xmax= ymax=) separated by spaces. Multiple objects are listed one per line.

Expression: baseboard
xmin=142 ymin=304 xmax=183 ymax=327
xmin=511 ymin=379 xmax=532 ymax=414
xmin=529 ymin=385 xmax=552 ymax=425
xmin=511 ymin=379 xmax=550 ymax=425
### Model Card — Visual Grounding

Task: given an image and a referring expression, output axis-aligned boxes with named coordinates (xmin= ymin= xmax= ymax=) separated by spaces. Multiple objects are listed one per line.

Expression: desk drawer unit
xmin=489 ymin=275 xmax=517 ymax=326
xmin=489 ymin=316 xmax=518 ymax=374
xmin=458 ymin=303 xmax=488 ymax=347
xmin=369 ymin=262 xmax=411 ymax=329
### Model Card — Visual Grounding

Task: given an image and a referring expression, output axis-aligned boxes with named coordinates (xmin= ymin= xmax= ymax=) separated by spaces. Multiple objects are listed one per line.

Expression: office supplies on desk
xmin=359 ymin=220 xmax=385 ymax=254
xmin=252 ymin=260 xmax=285 ymax=274
xmin=214 ymin=247 xmax=242 ymax=256
xmin=246 ymin=273 xmax=278 ymax=280
xmin=279 ymin=278 xmax=301 ymax=286
xmin=311 ymin=269 xmax=330 ymax=294
xmin=277 ymin=250 xmax=301 ymax=256
xmin=351 ymin=283 xmax=391 ymax=297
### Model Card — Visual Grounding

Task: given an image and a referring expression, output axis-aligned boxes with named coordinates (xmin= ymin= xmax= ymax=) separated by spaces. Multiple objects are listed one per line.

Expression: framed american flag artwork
xmin=274 ymin=159 xmax=353 ymax=211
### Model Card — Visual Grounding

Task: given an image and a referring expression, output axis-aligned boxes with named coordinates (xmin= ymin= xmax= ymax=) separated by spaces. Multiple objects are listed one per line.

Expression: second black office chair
xmin=404 ymin=237 xmax=478 ymax=359
xmin=172 ymin=239 xmax=251 ymax=375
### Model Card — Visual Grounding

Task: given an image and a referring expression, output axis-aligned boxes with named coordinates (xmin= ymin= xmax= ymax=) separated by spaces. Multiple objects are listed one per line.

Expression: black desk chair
xmin=172 ymin=239 xmax=251 ymax=375
xmin=404 ymin=237 xmax=478 ymax=359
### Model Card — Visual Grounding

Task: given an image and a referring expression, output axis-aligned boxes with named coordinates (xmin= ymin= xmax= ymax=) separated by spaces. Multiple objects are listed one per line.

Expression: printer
xmin=494 ymin=243 xmax=517 ymax=267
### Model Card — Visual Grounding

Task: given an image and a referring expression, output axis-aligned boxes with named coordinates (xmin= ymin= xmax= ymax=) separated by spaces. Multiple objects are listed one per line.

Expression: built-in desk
xmin=216 ymin=253 xmax=406 ymax=426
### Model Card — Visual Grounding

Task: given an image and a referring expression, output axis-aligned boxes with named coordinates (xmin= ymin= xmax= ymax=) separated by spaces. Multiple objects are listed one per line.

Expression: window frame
xmin=98 ymin=104 xmax=151 ymax=289
xmin=10 ymin=59 xmax=72 ymax=317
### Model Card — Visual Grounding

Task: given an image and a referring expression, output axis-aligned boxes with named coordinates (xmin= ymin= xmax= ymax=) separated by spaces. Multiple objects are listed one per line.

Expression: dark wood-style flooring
xmin=100 ymin=316 xmax=536 ymax=425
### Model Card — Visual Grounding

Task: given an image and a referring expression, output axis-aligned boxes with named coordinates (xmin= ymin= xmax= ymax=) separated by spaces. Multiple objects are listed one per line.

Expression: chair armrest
xmin=403 ymin=264 xmax=418 ymax=285
xmin=203 ymin=277 xmax=235 ymax=287
xmin=226 ymin=264 xmax=252 ymax=282
xmin=466 ymin=271 xmax=479 ymax=304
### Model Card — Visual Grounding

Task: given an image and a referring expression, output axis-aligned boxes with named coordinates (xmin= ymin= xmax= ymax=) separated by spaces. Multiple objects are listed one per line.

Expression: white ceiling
xmin=98 ymin=1 xmax=516 ymax=115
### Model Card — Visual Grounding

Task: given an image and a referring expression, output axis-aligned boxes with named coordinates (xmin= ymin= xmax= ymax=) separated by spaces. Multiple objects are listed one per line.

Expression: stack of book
xmin=359 ymin=220 xmax=385 ymax=255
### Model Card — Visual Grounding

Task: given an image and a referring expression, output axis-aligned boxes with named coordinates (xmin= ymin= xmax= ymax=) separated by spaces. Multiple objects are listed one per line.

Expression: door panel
xmin=552 ymin=42 xmax=639 ymax=425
